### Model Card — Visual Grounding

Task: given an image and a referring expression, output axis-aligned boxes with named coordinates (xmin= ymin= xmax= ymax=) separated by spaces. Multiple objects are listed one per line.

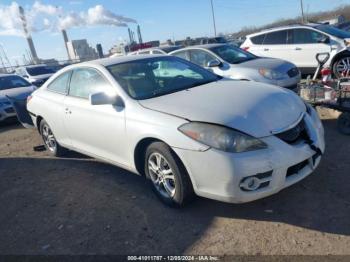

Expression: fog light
xmin=240 ymin=176 xmax=261 ymax=191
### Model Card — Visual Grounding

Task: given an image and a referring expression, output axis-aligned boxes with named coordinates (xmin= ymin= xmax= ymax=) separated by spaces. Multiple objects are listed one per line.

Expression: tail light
xmin=242 ymin=46 xmax=250 ymax=51
xmin=321 ymin=67 xmax=332 ymax=76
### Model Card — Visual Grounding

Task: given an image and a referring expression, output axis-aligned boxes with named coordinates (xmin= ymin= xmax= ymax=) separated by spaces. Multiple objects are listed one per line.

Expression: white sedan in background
xmin=27 ymin=55 xmax=325 ymax=207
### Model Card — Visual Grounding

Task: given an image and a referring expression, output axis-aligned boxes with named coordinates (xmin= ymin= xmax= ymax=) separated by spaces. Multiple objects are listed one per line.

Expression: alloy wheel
xmin=148 ymin=152 xmax=176 ymax=198
xmin=42 ymin=124 xmax=57 ymax=152
xmin=336 ymin=57 xmax=350 ymax=76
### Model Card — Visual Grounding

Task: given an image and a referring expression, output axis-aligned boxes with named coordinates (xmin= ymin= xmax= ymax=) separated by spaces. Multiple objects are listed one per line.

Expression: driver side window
xmin=69 ymin=68 xmax=112 ymax=99
xmin=189 ymin=50 xmax=216 ymax=67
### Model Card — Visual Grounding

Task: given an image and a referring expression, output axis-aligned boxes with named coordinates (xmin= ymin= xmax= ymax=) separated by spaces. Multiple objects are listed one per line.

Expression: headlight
xmin=178 ymin=122 xmax=267 ymax=153
xmin=259 ymin=68 xmax=287 ymax=80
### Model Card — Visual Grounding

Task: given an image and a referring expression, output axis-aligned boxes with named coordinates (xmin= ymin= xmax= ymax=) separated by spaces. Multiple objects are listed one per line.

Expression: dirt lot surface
xmin=0 ymin=109 xmax=349 ymax=256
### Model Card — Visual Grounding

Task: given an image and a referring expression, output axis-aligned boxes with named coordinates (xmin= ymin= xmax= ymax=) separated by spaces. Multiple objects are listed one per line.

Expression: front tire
xmin=144 ymin=142 xmax=194 ymax=207
xmin=39 ymin=119 xmax=67 ymax=157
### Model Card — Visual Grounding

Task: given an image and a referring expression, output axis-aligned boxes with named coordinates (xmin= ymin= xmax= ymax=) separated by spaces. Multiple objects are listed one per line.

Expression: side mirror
xmin=207 ymin=59 xmax=221 ymax=68
xmin=89 ymin=92 xmax=121 ymax=106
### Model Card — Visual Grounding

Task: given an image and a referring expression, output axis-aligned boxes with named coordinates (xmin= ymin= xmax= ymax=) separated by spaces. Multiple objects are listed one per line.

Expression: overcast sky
xmin=0 ymin=0 xmax=348 ymax=65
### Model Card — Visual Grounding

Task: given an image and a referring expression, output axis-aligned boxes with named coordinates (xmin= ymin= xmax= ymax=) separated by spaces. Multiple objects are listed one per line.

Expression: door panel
xmin=63 ymin=68 xmax=127 ymax=165
xmin=287 ymin=29 xmax=331 ymax=68
xmin=258 ymin=30 xmax=291 ymax=61
xmin=63 ymin=96 xmax=127 ymax=165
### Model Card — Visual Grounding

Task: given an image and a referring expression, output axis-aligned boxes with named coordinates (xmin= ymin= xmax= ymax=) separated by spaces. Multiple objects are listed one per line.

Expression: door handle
xmin=264 ymin=48 xmax=269 ymax=51
xmin=65 ymin=108 xmax=72 ymax=114
xmin=295 ymin=47 xmax=302 ymax=50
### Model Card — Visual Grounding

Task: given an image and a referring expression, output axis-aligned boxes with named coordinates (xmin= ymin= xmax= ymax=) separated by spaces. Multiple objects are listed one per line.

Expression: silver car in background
xmin=0 ymin=74 xmax=36 ymax=122
xmin=170 ymin=44 xmax=301 ymax=91
xmin=128 ymin=45 xmax=183 ymax=55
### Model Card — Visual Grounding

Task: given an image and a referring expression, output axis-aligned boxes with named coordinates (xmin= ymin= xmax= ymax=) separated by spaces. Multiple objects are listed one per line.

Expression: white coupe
xmin=27 ymin=55 xmax=325 ymax=206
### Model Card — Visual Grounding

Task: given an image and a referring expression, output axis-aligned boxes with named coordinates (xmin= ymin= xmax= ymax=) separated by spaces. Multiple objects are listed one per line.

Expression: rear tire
xmin=144 ymin=142 xmax=194 ymax=207
xmin=39 ymin=119 xmax=67 ymax=157
xmin=332 ymin=55 xmax=350 ymax=78
xmin=337 ymin=112 xmax=350 ymax=135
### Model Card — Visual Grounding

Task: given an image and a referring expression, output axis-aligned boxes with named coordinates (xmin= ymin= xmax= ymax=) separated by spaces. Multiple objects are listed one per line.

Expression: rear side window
xmin=189 ymin=50 xmax=216 ymax=67
xmin=172 ymin=51 xmax=188 ymax=60
xmin=263 ymin=30 xmax=288 ymax=44
xmin=69 ymin=68 xmax=111 ymax=99
xmin=290 ymin=29 xmax=327 ymax=44
xmin=47 ymin=71 xmax=71 ymax=94
xmin=251 ymin=34 xmax=265 ymax=45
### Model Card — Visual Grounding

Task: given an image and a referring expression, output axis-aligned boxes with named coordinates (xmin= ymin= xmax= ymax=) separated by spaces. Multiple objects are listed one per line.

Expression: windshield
xmin=0 ymin=75 xmax=31 ymax=90
xmin=315 ymin=25 xmax=350 ymax=39
xmin=107 ymin=56 xmax=221 ymax=100
xmin=26 ymin=66 xmax=55 ymax=76
xmin=209 ymin=45 xmax=256 ymax=64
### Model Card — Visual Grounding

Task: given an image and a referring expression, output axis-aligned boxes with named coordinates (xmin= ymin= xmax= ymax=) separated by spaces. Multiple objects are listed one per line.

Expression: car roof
xmin=247 ymin=23 xmax=320 ymax=37
xmin=68 ymin=54 xmax=167 ymax=68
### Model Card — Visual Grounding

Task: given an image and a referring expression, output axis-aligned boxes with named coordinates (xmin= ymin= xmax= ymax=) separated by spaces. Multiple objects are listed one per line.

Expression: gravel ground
xmin=0 ymin=109 xmax=349 ymax=255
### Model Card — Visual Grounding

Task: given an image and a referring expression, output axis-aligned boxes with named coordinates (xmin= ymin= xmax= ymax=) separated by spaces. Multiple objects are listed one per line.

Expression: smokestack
xmin=137 ymin=25 xmax=143 ymax=44
xmin=132 ymin=31 xmax=135 ymax=43
xmin=61 ymin=30 xmax=71 ymax=60
xmin=128 ymin=28 xmax=133 ymax=43
xmin=96 ymin=44 xmax=103 ymax=58
xmin=19 ymin=6 xmax=39 ymax=64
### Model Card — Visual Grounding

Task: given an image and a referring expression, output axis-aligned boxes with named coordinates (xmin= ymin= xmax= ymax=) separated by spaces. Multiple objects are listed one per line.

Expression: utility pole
xmin=300 ymin=0 xmax=305 ymax=23
xmin=210 ymin=0 xmax=217 ymax=37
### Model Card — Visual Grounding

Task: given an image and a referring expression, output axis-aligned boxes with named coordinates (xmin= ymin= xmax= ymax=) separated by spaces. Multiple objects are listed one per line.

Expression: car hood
xmin=0 ymin=86 xmax=35 ymax=101
xmin=238 ymin=57 xmax=296 ymax=72
xmin=139 ymin=79 xmax=305 ymax=138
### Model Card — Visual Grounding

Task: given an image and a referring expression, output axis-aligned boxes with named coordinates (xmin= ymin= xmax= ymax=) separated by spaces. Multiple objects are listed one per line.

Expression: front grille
xmin=4 ymin=107 xmax=15 ymax=113
xmin=287 ymin=67 xmax=299 ymax=78
xmin=275 ymin=118 xmax=309 ymax=144
xmin=286 ymin=159 xmax=309 ymax=177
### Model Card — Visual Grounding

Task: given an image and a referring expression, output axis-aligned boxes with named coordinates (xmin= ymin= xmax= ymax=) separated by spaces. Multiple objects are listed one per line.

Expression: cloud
xmin=58 ymin=5 xmax=137 ymax=30
xmin=0 ymin=2 xmax=23 ymax=36
xmin=31 ymin=1 xmax=62 ymax=16
xmin=0 ymin=1 xmax=137 ymax=37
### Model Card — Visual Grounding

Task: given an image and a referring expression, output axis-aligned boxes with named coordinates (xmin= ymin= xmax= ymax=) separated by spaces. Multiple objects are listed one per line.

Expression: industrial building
xmin=66 ymin=39 xmax=98 ymax=61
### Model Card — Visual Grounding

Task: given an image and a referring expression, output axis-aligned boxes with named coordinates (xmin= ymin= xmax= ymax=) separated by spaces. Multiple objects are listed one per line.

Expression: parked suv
xmin=241 ymin=24 xmax=350 ymax=77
